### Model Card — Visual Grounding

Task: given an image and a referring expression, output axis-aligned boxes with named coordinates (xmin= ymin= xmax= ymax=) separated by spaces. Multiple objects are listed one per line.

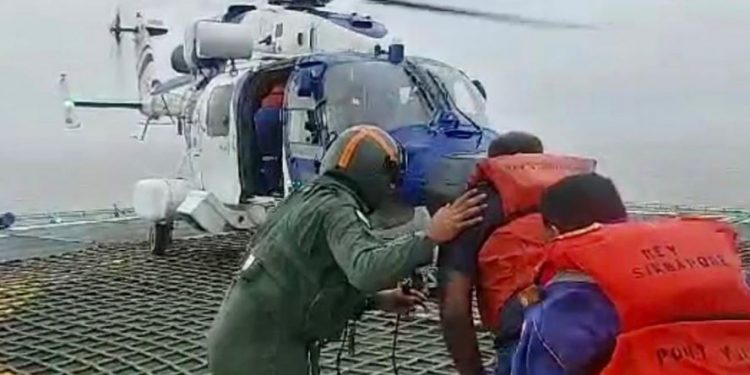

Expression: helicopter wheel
xmin=149 ymin=221 xmax=173 ymax=256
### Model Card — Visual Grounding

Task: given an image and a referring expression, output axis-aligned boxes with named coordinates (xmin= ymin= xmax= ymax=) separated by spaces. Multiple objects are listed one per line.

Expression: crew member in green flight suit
xmin=207 ymin=124 xmax=487 ymax=375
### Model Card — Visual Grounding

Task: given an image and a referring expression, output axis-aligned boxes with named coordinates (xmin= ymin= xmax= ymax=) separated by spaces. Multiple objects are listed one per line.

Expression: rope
xmin=391 ymin=314 xmax=402 ymax=375
xmin=336 ymin=322 xmax=350 ymax=375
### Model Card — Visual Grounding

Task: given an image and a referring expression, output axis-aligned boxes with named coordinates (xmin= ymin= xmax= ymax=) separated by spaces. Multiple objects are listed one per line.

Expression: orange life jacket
xmin=472 ymin=154 xmax=596 ymax=331
xmin=543 ymin=218 xmax=750 ymax=375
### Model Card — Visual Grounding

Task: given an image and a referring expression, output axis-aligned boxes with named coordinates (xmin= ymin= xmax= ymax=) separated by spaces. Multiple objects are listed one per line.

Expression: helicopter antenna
xmin=364 ymin=0 xmax=595 ymax=29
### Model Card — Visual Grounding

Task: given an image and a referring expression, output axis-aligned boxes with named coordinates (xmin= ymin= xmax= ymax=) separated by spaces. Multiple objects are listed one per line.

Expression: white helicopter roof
xmin=229 ymin=3 xmax=392 ymax=58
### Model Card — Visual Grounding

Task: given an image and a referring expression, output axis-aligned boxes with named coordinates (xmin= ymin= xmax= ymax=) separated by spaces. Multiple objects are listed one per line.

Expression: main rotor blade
xmin=363 ymin=0 xmax=595 ymax=30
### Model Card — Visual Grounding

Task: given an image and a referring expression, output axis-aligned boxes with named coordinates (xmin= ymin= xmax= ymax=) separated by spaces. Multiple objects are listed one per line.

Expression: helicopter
xmin=59 ymin=0 xmax=592 ymax=254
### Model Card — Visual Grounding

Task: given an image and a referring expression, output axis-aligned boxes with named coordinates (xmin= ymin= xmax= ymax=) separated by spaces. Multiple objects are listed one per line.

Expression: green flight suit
xmin=207 ymin=174 xmax=436 ymax=375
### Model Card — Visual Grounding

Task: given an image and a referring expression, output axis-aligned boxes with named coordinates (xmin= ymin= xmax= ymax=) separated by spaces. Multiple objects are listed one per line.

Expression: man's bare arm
xmin=439 ymin=270 xmax=484 ymax=375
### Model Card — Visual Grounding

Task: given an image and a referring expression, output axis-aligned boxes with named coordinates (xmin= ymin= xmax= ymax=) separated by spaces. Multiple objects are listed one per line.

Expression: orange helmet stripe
xmin=337 ymin=131 xmax=369 ymax=168
xmin=362 ymin=128 xmax=398 ymax=161
xmin=336 ymin=126 xmax=398 ymax=169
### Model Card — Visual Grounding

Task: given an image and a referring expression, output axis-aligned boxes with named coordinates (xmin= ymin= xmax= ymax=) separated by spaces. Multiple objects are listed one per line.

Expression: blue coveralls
xmin=512 ymin=274 xmax=750 ymax=375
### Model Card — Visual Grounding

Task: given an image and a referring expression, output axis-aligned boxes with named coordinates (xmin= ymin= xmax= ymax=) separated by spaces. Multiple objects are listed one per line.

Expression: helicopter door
xmin=194 ymin=77 xmax=242 ymax=204
xmin=285 ymin=78 xmax=325 ymax=189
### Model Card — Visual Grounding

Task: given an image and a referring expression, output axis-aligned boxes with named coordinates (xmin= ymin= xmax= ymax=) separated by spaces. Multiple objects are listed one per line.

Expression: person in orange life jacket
xmin=262 ymin=83 xmax=285 ymax=108
xmin=254 ymin=83 xmax=285 ymax=195
xmin=512 ymin=173 xmax=750 ymax=375
xmin=438 ymin=132 xmax=596 ymax=375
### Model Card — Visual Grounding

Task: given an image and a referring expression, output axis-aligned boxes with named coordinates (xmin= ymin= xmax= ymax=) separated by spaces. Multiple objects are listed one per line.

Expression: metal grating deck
xmin=2 ymin=204 xmax=749 ymax=375
xmin=0 ymin=233 xmax=494 ymax=375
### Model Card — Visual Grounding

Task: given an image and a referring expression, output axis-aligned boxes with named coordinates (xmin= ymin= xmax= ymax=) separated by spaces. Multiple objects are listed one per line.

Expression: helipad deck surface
xmin=1 ymin=205 xmax=749 ymax=374
xmin=0 ymin=229 xmax=495 ymax=375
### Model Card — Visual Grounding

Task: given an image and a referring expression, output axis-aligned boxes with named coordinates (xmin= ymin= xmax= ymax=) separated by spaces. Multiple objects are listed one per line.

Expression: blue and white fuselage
xmin=62 ymin=2 xmax=499 ymax=241
xmin=156 ymin=4 xmax=498 ymax=233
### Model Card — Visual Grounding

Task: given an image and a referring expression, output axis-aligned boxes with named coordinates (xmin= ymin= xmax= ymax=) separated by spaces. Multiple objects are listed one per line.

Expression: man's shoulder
xmin=264 ymin=185 xmax=361 ymax=245
xmin=474 ymin=183 xmax=503 ymax=213
xmin=300 ymin=180 xmax=358 ymax=205
xmin=473 ymin=181 xmax=500 ymax=197
xmin=294 ymin=182 xmax=361 ymax=223
xmin=437 ymin=183 xmax=505 ymax=278
xmin=461 ymin=183 xmax=504 ymax=234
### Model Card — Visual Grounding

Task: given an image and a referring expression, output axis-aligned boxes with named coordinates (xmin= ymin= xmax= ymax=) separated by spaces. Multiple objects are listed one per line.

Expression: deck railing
xmin=10 ymin=206 xmax=136 ymax=227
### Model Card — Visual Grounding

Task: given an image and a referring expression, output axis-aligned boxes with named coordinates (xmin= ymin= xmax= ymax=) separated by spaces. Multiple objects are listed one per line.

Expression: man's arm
xmin=440 ymin=270 xmax=484 ymax=375
xmin=325 ymin=205 xmax=436 ymax=293
xmin=438 ymin=185 xmax=503 ymax=375
xmin=325 ymin=187 xmax=486 ymax=293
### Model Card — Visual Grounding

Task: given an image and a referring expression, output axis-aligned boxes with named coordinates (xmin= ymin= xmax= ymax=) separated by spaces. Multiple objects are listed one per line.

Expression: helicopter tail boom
xmin=58 ymin=69 xmax=180 ymax=137
xmin=58 ymin=9 xmax=176 ymax=129
xmin=66 ymin=100 xmax=142 ymax=109
xmin=58 ymin=73 xmax=143 ymax=129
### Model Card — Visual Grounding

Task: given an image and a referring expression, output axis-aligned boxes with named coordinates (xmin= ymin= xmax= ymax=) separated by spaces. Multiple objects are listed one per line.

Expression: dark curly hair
xmin=541 ymin=173 xmax=628 ymax=234
xmin=488 ymin=131 xmax=544 ymax=157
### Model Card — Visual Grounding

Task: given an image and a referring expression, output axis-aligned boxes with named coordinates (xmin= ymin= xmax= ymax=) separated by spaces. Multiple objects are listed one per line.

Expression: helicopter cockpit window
xmin=323 ymin=62 xmax=432 ymax=134
xmin=207 ymin=84 xmax=233 ymax=137
xmin=414 ymin=59 xmax=489 ymax=127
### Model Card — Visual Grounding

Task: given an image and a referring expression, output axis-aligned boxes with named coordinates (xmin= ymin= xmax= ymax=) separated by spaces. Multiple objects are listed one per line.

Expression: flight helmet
xmin=320 ymin=125 xmax=406 ymax=212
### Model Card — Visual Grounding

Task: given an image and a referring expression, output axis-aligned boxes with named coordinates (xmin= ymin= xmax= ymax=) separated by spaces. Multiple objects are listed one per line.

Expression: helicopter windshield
xmin=411 ymin=58 xmax=489 ymax=127
xmin=323 ymin=61 xmax=432 ymax=133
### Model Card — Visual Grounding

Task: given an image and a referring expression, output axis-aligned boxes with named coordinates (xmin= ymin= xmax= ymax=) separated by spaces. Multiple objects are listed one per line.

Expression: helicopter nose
xmin=388 ymin=123 xmax=496 ymax=213
xmin=422 ymin=153 xmax=483 ymax=215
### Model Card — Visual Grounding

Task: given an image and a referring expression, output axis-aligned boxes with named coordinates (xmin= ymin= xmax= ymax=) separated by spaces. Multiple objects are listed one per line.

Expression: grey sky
xmin=1 ymin=0 xmax=748 ymax=212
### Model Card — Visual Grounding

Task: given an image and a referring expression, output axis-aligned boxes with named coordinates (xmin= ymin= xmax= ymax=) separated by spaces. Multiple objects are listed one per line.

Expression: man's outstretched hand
xmin=427 ymin=189 xmax=487 ymax=244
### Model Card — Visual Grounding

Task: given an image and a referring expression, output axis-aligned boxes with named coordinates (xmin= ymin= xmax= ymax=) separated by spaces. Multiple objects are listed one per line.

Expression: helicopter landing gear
xmin=149 ymin=221 xmax=173 ymax=256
